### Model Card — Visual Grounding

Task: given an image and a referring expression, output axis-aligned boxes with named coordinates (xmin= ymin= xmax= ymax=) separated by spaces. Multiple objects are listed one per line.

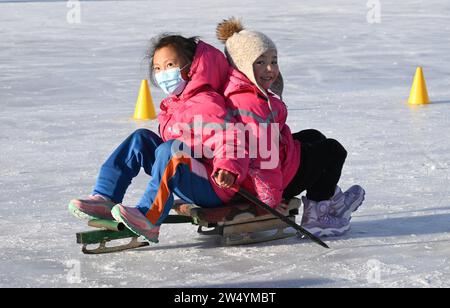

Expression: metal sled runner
xmin=174 ymin=198 xmax=301 ymax=246
xmin=75 ymin=198 xmax=301 ymax=254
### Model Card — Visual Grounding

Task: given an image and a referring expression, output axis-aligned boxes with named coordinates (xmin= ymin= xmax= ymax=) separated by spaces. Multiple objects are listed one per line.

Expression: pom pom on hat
xmin=216 ymin=17 xmax=284 ymax=97
xmin=216 ymin=17 xmax=244 ymax=43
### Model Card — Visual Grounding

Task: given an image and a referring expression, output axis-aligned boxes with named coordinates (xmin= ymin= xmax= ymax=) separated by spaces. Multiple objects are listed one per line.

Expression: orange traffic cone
xmin=408 ymin=67 xmax=430 ymax=105
xmin=133 ymin=80 xmax=157 ymax=120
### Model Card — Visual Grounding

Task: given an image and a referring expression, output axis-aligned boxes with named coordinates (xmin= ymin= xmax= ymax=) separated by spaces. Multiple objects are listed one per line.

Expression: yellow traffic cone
xmin=133 ymin=79 xmax=157 ymax=120
xmin=408 ymin=67 xmax=430 ymax=105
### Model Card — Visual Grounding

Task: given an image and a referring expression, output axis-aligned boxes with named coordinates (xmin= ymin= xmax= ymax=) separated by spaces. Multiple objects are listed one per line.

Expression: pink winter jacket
xmin=223 ymin=68 xmax=301 ymax=207
xmin=157 ymin=41 xmax=249 ymax=203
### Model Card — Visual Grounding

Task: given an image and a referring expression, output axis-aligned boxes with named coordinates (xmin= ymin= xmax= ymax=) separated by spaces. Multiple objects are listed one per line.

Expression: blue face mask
xmin=154 ymin=64 xmax=189 ymax=96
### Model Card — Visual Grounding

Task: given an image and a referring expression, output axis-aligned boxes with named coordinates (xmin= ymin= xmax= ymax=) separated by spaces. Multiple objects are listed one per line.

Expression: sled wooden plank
xmin=220 ymin=211 xmax=296 ymax=226
xmin=175 ymin=198 xmax=301 ymax=226
xmin=222 ymin=217 xmax=295 ymax=236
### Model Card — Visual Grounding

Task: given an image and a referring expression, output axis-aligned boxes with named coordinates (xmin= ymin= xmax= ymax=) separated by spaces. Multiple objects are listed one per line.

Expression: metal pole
xmin=234 ymin=186 xmax=329 ymax=249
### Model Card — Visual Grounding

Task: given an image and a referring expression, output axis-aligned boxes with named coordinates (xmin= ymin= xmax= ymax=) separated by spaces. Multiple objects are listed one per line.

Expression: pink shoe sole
xmin=68 ymin=198 xmax=115 ymax=220
xmin=111 ymin=205 xmax=160 ymax=243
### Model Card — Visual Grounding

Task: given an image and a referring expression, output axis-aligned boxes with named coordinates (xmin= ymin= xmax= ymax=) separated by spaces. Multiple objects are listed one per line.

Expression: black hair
xmin=146 ymin=33 xmax=199 ymax=86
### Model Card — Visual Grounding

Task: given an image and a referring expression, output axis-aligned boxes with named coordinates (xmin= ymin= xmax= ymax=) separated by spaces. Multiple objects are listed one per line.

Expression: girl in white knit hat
xmin=217 ymin=18 xmax=365 ymax=237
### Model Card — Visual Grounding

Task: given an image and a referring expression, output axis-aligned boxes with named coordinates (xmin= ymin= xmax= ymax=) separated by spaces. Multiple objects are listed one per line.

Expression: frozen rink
xmin=1 ymin=0 xmax=450 ymax=287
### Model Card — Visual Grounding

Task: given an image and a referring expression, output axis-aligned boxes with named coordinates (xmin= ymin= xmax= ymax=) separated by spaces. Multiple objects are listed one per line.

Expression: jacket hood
xmin=181 ymin=40 xmax=230 ymax=100
xmin=224 ymin=67 xmax=283 ymax=99
xmin=224 ymin=67 xmax=265 ymax=98
xmin=159 ymin=40 xmax=230 ymax=114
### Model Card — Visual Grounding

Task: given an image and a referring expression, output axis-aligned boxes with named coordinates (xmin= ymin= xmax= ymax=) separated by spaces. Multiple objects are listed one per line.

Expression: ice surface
xmin=1 ymin=0 xmax=450 ymax=288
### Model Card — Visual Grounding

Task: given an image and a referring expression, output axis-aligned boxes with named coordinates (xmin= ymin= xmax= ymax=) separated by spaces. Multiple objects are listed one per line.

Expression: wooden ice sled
xmin=75 ymin=198 xmax=301 ymax=254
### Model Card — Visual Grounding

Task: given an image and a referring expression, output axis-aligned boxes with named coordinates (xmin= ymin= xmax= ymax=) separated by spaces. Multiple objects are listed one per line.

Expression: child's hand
xmin=214 ymin=169 xmax=236 ymax=189
xmin=276 ymin=202 xmax=289 ymax=215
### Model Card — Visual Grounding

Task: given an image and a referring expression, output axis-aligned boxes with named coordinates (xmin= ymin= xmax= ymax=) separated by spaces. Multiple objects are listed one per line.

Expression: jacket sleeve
xmin=185 ymin=92 xmax=250 ymax=185
xmin=279 ymin=123 xmax=292 ymax=163
xmin=247 ymin=163 xmax=284 ymax=208
xmin=201 ymin=114 xmax=250 ymax=185
xmin=225 ymin=92 xmax=285 ymax=207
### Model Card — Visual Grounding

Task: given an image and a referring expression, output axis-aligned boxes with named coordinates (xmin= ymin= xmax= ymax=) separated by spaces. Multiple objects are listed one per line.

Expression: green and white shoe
xmin=69 ymin=195 xmax=116 ymax=221
xmin=111 ymin=204 xmax=160 ymax=243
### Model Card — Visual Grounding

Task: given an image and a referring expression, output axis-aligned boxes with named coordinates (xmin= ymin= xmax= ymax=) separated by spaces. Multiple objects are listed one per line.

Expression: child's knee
xmin=307 ymin=129 xmax=327 ymax=140
xmin=292 ymin=129 xmax=327 ymax=143
xmin=155 ymin=139 xmax=190 ymax=159
xmin=132 ymin=128 xmax=158 ymax=142
xmin=155 ymin=140 xmax=176 ymax=159
xmin=327 ymin=139 xmax=347 ymax=161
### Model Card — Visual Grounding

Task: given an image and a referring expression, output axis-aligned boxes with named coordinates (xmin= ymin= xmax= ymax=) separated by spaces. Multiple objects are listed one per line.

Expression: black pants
xmin=283 ymin=129 xmax=347 ymax=202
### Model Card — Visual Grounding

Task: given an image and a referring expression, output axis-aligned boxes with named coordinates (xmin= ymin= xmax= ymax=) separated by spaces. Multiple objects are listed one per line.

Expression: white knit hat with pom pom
xmin=216 ymin=17 xmax=284 ymax=97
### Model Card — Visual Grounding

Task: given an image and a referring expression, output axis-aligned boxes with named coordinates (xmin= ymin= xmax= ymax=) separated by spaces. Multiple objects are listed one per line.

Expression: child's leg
xmin=92 ymin=128 xmax=163 ymax=203
xmin=283 ymin=138 xmax=347 ymax=200
xmin=136 ymin=140 xmax=223 ymax=226
xmin=296 ymin=139 xmax=365 ymax=237
xmin=282 ymin=130 xmax=327 ymax=199
xmin=302 ymin=138 xmax=364 ymax=223
xmin=303 ymin=139 xmax=347 ymax=201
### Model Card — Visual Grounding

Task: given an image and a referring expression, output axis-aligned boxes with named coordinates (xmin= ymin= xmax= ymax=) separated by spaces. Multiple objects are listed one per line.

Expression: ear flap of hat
xmin=270 ymin=73 xmax=284 ymax=98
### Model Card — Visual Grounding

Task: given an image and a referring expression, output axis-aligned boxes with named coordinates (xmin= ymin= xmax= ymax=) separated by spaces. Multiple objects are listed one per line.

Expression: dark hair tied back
xmin=147 ymin=34 xmax=198 ymax=86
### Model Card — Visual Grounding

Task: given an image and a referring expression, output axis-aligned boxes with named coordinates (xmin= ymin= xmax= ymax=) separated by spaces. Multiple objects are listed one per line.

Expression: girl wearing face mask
xmin=217 ymin=18 xmax=365 ymax=237
xmin=69 ymin=35 xmax=248 ymax=243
